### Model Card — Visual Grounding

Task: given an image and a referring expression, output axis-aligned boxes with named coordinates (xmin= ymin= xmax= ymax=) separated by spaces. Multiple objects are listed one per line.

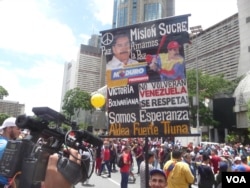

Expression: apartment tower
xmin=112 ymin=0 xmax=175 ymax=28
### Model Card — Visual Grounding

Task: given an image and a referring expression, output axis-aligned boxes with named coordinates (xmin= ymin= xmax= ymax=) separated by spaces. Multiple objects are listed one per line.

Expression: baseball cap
xmin=150 ymin=169 xmax=166 ymax=179
xmin=167 ymin=41 xmax=180 ymax=49
xmin=234 ymin=156 xmax=241 ymax=162
xmin=0 ymin=117 xmax=17 ymax=129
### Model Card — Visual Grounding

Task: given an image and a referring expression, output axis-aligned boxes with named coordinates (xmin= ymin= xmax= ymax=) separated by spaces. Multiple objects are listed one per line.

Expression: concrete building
xmin=185 ymin=13 xmax=240 ymax=81
xmin=233 ymin=0 xmax=250 ymax=129
xmin=61 ymin=45 xmax=104 ymax=96
xmin=76 ymin=45 xmax=105 ymax=93
xmin=0 ymin=99 xmax=25 ymax=117
xmin=186 ymin=0 xmax=249 ymax=82
xmin=185 ymin=0 xmax=250 ymax=141
xmin=185 ymin=14 xmax=240 ymax=141
xmin=112 ymin=0 xmax=175 ymax=28
xmin=237 ymin=0 xmax=250 ymax=77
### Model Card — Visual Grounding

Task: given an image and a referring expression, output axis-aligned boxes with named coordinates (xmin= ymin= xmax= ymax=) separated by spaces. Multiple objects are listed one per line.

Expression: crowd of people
xmin=93 ymin=137 xmax=250 ymax=188
xmin=1 ymin=116 xmax=250 ymax=188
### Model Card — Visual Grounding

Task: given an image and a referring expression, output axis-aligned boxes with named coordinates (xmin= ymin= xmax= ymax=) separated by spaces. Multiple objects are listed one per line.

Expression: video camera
xmin=0 ymin=107 xmax=103 ymax=188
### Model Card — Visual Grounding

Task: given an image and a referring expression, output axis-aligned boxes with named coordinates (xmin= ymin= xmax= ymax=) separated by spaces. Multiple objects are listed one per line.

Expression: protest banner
xmin=101 ymin=14 xmax=192 ymax=137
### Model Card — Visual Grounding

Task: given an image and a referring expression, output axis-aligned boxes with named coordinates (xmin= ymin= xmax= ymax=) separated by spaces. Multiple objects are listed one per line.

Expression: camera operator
xmin=0 ymin=117 xmax=21 ymax=187
xmin=0 ymin=117 xmax=82 ymax=188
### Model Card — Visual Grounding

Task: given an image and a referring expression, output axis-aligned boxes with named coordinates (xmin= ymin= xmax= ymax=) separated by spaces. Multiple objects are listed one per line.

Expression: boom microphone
xmin=16 ymin=115 xmax=48 ymax=131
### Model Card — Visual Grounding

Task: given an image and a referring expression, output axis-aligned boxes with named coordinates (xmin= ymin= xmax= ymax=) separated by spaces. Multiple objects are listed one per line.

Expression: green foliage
xmin=0 ymin=114 xmax=10 ymax=125
xmin=78 ymin=122 xmax=89 ymax=130
xmin=202 ymin=135 xmax=209 ymax=141
xmin=186 ymin=69 xmax=231 ymax=99
xmin=0 ymin=86 xmax=9 ymax=99
xmin=186 ymin=69 xmax=237 ymax=127
xmin=61 ymin=124 xmax=72 ymax=133
xmin=226 ymin=133 xmax=239 ymax=143
xmin=62 ymin=88 xmax=93 ymax=119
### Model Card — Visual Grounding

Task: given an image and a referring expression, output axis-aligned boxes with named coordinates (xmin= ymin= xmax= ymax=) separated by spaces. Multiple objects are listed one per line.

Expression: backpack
xmin=117 ymin=153 xmax=125 ymax=168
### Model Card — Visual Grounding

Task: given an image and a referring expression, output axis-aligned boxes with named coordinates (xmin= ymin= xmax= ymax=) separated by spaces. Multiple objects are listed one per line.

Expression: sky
xmin=0 ymin=0 xmax=238 ymax=115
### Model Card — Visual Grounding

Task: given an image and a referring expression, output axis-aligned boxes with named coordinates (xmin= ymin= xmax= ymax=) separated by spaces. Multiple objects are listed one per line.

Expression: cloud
xmin=176 ymin=0 xmax=237 ymax=30
xmin=0 ymin=59 xmax=64 ymax=115
xmin=91 ymin=0 xmax=113 ymax=26
xmin=0 ymin=0 xmax=77 ymax=115
xmin=0 ymin=0 xmax=78 ymax=61
xmin=79 ymin=33 xmax=91 ymax=45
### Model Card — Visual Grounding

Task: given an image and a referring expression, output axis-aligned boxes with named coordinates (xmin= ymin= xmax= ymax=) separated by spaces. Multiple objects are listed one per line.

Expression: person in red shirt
xmin=95 ymin=146 xmax=102 ymax=174
xmin=210 ymin=149 xmax=221 ymax=174
xmin=120 ymin=146 xmax=132 ymax=188
xmin=241 ymin=155 xmax=250 ymax=172
xmin=99 ymin=142 xmax=111 ymax=178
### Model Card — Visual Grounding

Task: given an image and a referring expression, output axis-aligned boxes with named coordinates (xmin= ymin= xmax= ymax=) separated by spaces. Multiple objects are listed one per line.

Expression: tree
xmin=186 ymin=69 xmax=233 ymax=127
xmin=0 ymin=86 xmax=9 ymax=99
xmin=62 ymin=88 xmax=93 ymax=120
xmin=0 ymin=114 xmax=10 ymax=125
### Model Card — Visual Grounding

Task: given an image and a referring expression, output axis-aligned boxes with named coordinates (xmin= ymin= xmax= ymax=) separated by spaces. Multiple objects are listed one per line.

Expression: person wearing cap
xmin=149 ymin=169 xmax=167 ymax=188
xmin=163 ymin=149 xmax=194 ymax=188
xmin=147 ymin=40 xmax=185 ymax=81
xmin=0 ymin=117 xmax=21 ymax=142
xmin=0 ymin=117 xmax=21 ymax=187
xmin=0 ymin=117 xmax=84 ymax=188
xmin=231 ymin=156 xmax=242 ymax=171
xmin=231 ymin=155 xmax=250 ymax=172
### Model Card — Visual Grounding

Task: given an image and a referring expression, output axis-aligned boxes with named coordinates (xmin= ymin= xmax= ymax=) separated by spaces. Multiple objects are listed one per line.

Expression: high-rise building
xmin=76 ymin=45 xmax=104 ymax=92
xmin=61 ymin=45 xmax=104 ymax=95
xmin=60 ymin=60 xmax=76 ymax=109
xmin=112 ymin=0 xmax=175 ymax=28
xmin=88 ymin=34 xmax=101 ymax=48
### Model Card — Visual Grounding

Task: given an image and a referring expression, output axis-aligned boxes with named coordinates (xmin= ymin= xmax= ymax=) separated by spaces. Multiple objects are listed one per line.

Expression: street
xmin=75 ymin=166 xmax=198 ymax=188
xmin=75 ymin=170 xmax=140 ymax=188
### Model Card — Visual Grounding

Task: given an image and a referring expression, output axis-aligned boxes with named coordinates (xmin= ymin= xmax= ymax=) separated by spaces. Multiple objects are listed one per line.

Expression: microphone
xmin=16 ymin=115 xmax=48 ymax=132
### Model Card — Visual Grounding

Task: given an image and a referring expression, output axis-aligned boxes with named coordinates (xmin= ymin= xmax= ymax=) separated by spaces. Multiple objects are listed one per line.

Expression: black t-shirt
xmin=198 ymin=164 xmax=215 ymax=188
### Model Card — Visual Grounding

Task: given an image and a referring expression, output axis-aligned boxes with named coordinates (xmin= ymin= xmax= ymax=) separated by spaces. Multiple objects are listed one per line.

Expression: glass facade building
xmin=112 ymin=0 xmax=175 ymax=28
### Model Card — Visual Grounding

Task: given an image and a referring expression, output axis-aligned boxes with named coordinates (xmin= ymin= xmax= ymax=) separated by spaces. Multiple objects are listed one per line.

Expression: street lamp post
xmin=190 ymin=25 xmax=203 ymax=143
